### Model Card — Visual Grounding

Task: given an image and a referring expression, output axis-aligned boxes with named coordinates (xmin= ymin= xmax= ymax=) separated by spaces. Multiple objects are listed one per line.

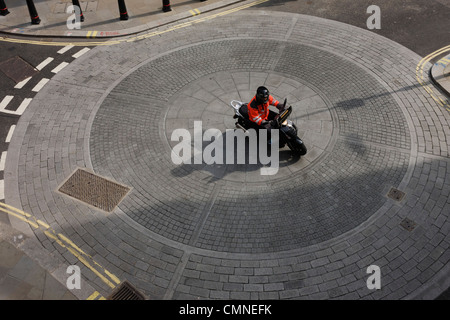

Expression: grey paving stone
xmin=5 ymin=10 xmax=449 ymax=300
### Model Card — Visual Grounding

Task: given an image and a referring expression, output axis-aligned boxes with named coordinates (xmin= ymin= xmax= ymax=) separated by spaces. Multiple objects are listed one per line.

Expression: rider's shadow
xmin=170 ymin=129 xmax=301 ymax=183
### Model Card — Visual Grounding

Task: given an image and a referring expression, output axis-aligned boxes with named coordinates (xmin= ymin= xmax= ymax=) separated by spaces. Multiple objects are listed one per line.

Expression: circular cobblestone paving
xmin=90 ymin=39 xmax=411 ymax=253
xmin=164 ymin=71 xmax=334 ymax=182
xmin=8 ymin=9 xmax=450 ymax=300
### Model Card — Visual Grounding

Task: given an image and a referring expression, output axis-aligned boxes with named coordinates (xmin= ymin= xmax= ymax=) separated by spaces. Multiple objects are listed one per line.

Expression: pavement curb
xmin=0 ymin=220 xmax=93 ymax=300
xmin=0 ymin=0 xmax=245 ymax=39
xmin=430 ymin=54 xmax=450 ymax=97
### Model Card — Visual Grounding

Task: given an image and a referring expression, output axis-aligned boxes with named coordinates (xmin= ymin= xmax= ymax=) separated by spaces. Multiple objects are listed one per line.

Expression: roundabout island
xmin=5 ymin=10 xmax=450 ymax=300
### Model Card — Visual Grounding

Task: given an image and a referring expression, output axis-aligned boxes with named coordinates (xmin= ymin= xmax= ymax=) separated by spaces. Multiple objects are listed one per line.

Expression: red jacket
xmin=247 ymin=95 xmax=280 ymax=125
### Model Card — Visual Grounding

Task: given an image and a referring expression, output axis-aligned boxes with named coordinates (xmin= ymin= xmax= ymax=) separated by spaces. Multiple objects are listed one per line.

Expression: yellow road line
xmin=0 ymin=0 xmax=269 ymax=47
xmin=44 ymin=229 xmax=67 ymax=248
xmin=0 ymin=202 xmax=121 ymax=290
xmin=87 ymin=291 xmax=100 ymax=300
xmin=189 ymin=9 xmax=201 ymax=16
xmin=86 ymin=31 xmax=98 ymax=38
xmin=87 ymin=291 xmax=107 ymax=300
xmin=0 ymin=201 xmax=33 ymax=218
xmin=415 ymin=45 xmax=450 ymax=111
xmin=66 ymin=245 xmax=117 ymax=289
xmin=0 ymin=207 xmax=39 ymax=229
xmin=104 ymin=269 xmax=121 ymax=285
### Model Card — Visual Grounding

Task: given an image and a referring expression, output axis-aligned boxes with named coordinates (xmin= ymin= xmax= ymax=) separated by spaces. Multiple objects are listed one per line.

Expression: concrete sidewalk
xmin=0 ymin=219 xmax=77 ymax=300
xmin=0 ymin=0 xmax=242 ymax=38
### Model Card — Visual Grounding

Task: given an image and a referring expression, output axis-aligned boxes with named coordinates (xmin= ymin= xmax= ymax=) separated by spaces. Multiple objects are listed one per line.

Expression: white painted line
xmin=32 ymin=78 xmax=49 ymax=92
xmin=0 ymin=151 xmax=6 ymax=171
xmin=15 ymin=98 xmax=32 ymax=115
xmin=5 ymin=125 xmax=16 ymax=143
xmin=0 ymin=96 xmax=14 ymax=110
xmin=58 ymin=45 xmax=74 ymax=54
xmin=14 ymin=76 xmax=32 ymax=89
xmin=51 ymin=62 xmax=69 ymax=74
xmin=0 ymin=180 xmax=4 ymax=200
xmin=36 ymin=57 xmax=54 ymax=71
xmin=72 ymin=47 xmax=90 ymax=58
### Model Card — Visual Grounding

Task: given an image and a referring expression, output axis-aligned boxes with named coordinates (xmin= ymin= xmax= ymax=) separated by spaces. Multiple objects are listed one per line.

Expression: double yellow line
xmin=86 ymin=30 xmax=98 ymax=38
xmin=437 ymin=56 xmax=450 ymax=66
xmin=123 ymin=0 xmax=268 ymax=42
xmin=189 ymin=8 xmax=201 ymax=16
xmin=188 ymin=0 xmax=268 ymax=25
xmin=415 ymin=45 xmax=450 ymax=111
xmin=87 ymin=290 xmax=106 ymax=300
xmin=0 ymin=0 xmax=269 ymax=47
xmin=0 ymin=202 xmax=120 ymax=299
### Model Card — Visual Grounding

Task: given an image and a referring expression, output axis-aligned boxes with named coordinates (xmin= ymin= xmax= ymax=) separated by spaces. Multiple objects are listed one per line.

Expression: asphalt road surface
xmin=255 ymin=0 xmax=450 ymax=58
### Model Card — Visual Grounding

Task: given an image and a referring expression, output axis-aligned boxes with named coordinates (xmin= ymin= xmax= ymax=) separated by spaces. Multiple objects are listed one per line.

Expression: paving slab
xmin=0 ymin=221 xmax=77 ymax=300
xmin=0 ymin=0 xmax=243 ymax=38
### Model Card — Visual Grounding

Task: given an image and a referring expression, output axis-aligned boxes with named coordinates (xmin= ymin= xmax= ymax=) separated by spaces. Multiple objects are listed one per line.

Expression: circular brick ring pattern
xmin=89 ymin=39 xmax=412 ymax=253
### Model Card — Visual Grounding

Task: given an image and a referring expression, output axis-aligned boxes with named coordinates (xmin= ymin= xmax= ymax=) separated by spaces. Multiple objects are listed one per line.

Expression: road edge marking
xmin=0 ymin=202 xmax=121 ymax=291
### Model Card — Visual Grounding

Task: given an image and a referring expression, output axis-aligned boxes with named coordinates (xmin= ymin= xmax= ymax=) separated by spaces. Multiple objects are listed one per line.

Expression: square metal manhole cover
xmin=107 ymin=281 xmax=146 ymax=300
xmin=400 ymin=218 xmax=417 ymax=232
xmin=59 ymin=168 xmax=130 ymax=212
xmin=387 ymin=187 xmax=406 ymax=202
xmin=0 ymin=56 xmax=37 ymax=83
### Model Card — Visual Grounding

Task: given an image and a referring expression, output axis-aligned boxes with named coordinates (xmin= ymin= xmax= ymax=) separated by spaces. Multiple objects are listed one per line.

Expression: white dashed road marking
xmin=32 ymin=78 xmax=49 ymax=92
xmin=0 ymin=95 xmax=13 ymax=110
xmin=36 ymin=57 xmax=54 ymax=71
xmin=51 ymin=62 xmax=69 ymax=74
xmin=14 ymin=76 xmax=32 ymax=89
xmin=72 ymin=47 xmax=90 ymax=58
xmin=57 ymin=45 xmax=74 ymax=54
xmin=5 ymin=125 xmax=15 ymax=143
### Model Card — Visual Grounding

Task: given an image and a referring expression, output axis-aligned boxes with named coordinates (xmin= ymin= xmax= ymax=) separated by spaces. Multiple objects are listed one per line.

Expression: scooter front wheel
xmin=288 ymin=138 xmax=307 ymax=156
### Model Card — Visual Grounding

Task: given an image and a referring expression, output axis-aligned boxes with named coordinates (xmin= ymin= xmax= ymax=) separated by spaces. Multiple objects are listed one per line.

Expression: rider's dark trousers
xmin=248 ymin=110 xmax=278 ymax=142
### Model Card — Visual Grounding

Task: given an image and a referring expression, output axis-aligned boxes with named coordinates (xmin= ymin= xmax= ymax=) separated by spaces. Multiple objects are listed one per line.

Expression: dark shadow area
xmin=92 ymin=135 xmax=414 ymax=256
xmin=170 ymin=128 xmax=301 ymax=183
xmin=13 ymin=145 xmax=449 ymax=299
xmin=334 ymin=98 xmax=365 ymax=110
xmin=436 ymin=287 xmax=450 ymax=300
xmin=0 ymin=21 xmax=33 ymax=29
xmin=304 ymin=73 xmax=449 ymax=121
xmin=109 ymin=138 xmax=412 ymax=252
xmin=3 ymin=0 xmax=53 ymax=9
xmin=255 ymin=0 xmax=304 ymax=7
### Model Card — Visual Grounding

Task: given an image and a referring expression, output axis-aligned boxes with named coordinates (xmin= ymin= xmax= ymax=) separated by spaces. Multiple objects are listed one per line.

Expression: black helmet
xmin=256 ymin=86 xmax=269 ymax=104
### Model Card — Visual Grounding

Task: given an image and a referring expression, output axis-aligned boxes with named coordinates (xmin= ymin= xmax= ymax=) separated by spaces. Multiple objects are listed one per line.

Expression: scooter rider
xmin=247 ymin=86 xmax=283 ymax=129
